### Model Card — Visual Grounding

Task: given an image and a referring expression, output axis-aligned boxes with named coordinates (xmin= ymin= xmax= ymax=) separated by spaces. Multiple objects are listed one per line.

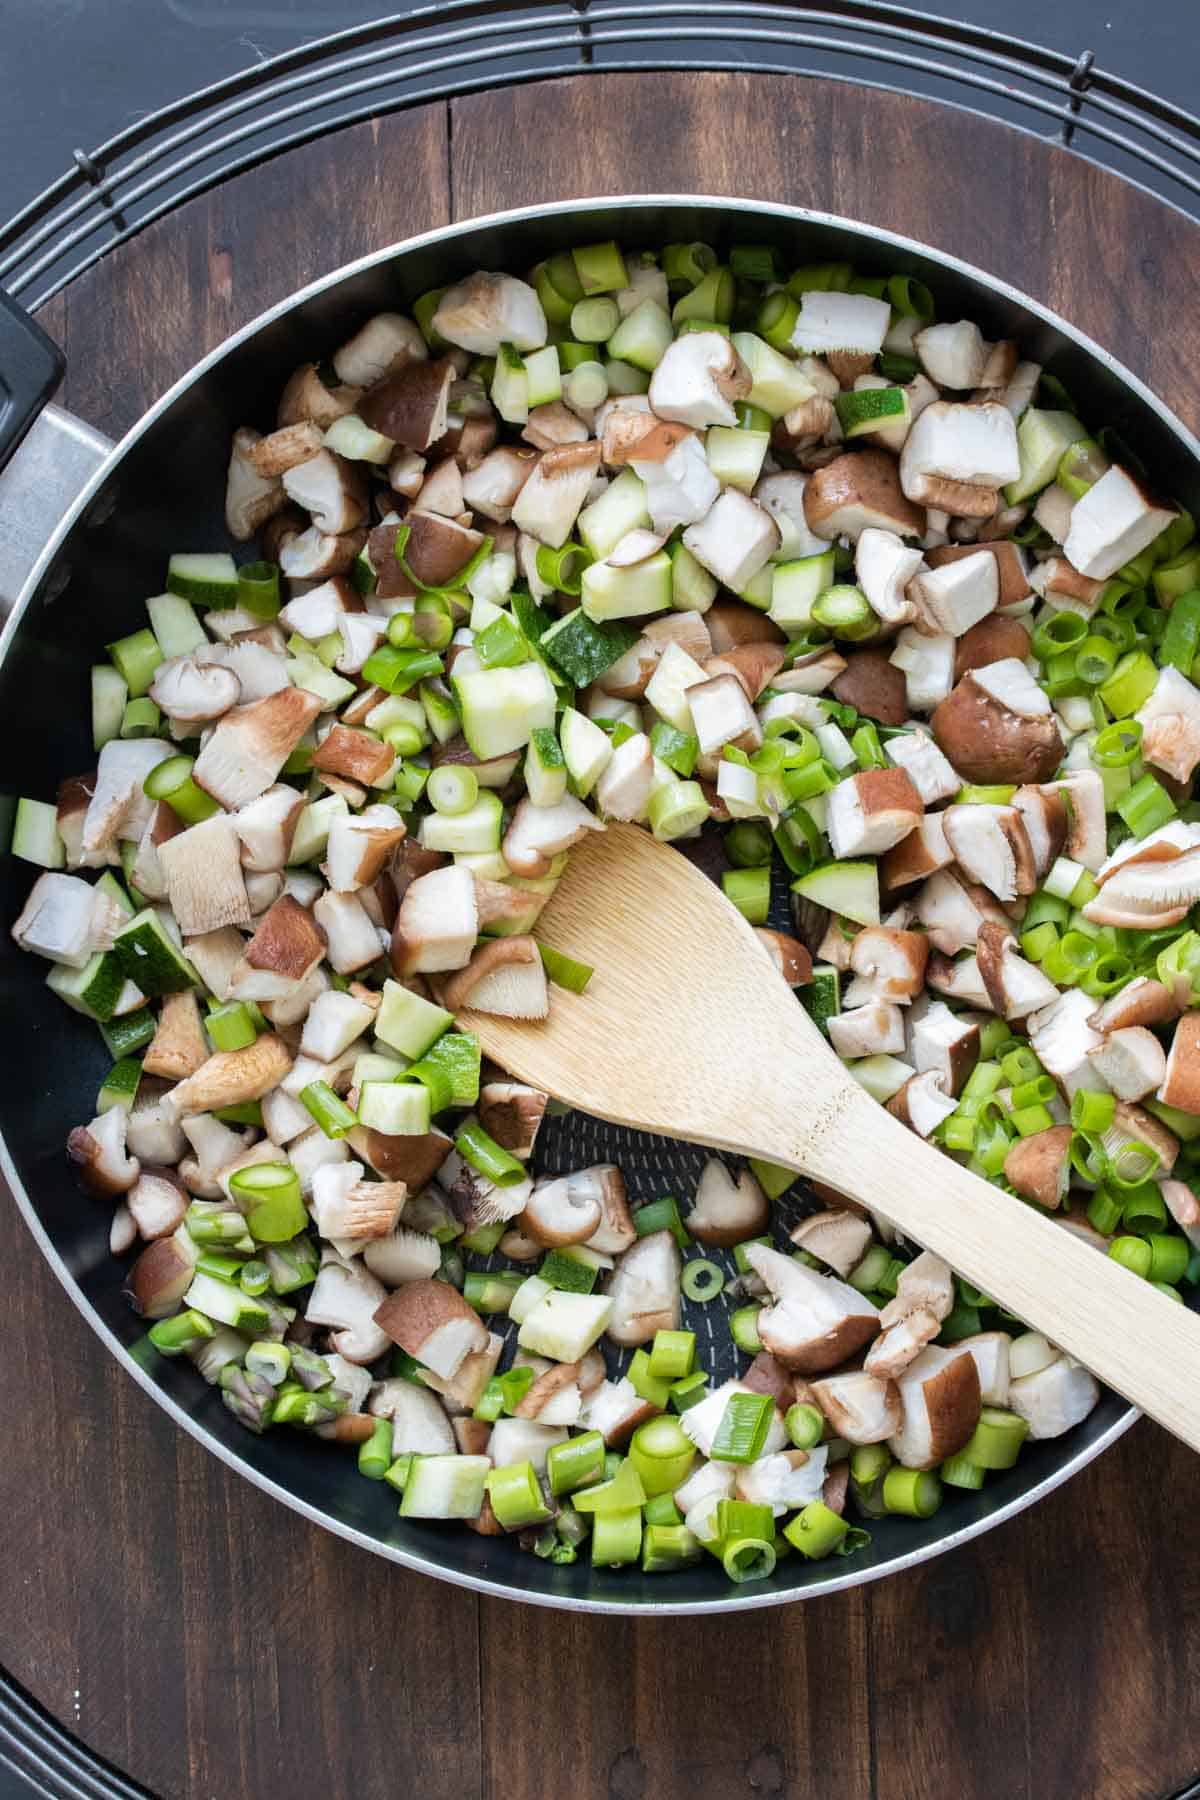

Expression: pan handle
xmin=0 ymin=289 xmax=112 ymax=616
xmin=0 ymin=288 xmax=64 ymax=472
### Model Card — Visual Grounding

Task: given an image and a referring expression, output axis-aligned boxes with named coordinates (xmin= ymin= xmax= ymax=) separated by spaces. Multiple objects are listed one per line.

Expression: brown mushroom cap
xmin=705 ymin=601 xmax=786 ymax=652
xmin=518 ymin=1176 xmax=603 ymax=1248
xmin=741 ymin=1352 xmax=802 ymax=1410
xmin=953 ymin=614 xmax=1033 ymax=682
xmin=358 ymin=357 xmax=456 ymax=450
xmin=478 ymin=1082 xmax=548 ymax=1160
xmin=686 ymin=1160 xmax=770 ymax=1249
xmin=312 ymin=723 xmax=395 ymax=788
xmin=1157 ymin=1014 xmax=1200 ymax=1115
xmin=889 ymin=1348 xmax=982 ymax=1470
xmin=438 ymin=936 xmax=548 ymax=1019
xmin=753 ymin=928 xmax=814 ymax=988
xmin=927 ymin=540 xmax=1030 ymax=607
xmin=244 ymin=895 xmax=327 ymax=981
xmin=803 ymin=448 xmax=926 ymax=539
xmin=372 ymin=1277 xmax=488 ymax=1378
xmin=402 ymin=510 xmax=485 ymax=588
xmin=1003 ymin=1124 xmax=1073 ymax=1209
xmin=931 ymin=674 xmax=1064 ymax=786
xmin=703 ymin=643 xmax=787 ymax=702
xmin=124 ymin=1235 xmax=196 ymax=1319
xmin=831 ymin=650 xmax=909 ymax=727
xmin=346 ymin=1125 xmax=452 ymax=1187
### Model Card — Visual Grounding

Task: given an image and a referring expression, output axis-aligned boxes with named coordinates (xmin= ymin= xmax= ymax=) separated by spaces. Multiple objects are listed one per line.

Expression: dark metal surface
xmin=2 ymin=194 xmax=1196 ymax=1615
xmin=0 ymin=292 xmax=62 ymax=474
xmin=4 ymin=2 xmax=1200 ymax=309
xmin=0 ymin=1670 xmax=151 ymax=1800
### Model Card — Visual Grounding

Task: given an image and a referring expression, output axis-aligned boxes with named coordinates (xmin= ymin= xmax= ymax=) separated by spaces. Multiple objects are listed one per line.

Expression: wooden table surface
xmin=6 ymin=69 xmax=1200 ymax=1800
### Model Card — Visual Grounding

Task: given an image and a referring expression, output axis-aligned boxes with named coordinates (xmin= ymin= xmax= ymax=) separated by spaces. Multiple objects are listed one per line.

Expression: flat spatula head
xmin=460 ymin=821 xmax=840 ymax=1150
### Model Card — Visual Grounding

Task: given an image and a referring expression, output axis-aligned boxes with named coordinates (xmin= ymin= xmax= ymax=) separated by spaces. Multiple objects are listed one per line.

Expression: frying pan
xmin=0 ymin=196 xmax=1193 ymax=1615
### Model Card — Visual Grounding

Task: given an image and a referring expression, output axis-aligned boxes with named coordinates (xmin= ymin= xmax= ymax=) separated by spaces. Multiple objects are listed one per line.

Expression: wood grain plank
xmin=479 ymin=1593 xmax=872 ymax=1800
xmin=49 ymin=107 xmax=451 ymax=440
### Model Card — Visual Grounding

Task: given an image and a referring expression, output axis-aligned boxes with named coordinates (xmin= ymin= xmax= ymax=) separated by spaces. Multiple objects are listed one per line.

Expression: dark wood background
xmin=7 ymin=71 xmax=1200 ymax=1800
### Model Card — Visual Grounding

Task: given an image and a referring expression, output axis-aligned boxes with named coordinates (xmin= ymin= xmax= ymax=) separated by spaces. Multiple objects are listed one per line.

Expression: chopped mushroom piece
xmin=686 ymin=1160 xmax=770 ymax=1248
xmin=143 ymin=990 xmax=208 ymax=1081
xmin=439 ymin=937 xmax=549 ymax=1020
xmin=887 ymin=1070 xmax=957 ymax=1139
xmin=931 ymin=660 xmax=1064 ymax=787
xmin=167 ymin=1033 xmax=293 ymax=1117
xmin=511 ymin=443 xmax=601 ymax=549
xmin=310 ymin=1163 xmax=405 ymax=1242
xmin=374 ymin=1276 xmax=490 ymax=1379
xmin=899 ymin=401 xmax=1020 ymax=517
xmin=943 ymin=804 xmax=1036 ymax=903
xmin=855 ymin=527 xmax=924 ymax=625
xmin=789 ymin=1209 xmax=872 ymax=1277
xmin=916 ymin=868 xmax=1013 ymax=956
xmin=391 ymin=865 xmax=479 ymax=975
xmin=744 ymin=1243 xmax=880 ymax=1373
xmin=477 ymin=1082 xmax=548 ymax=1161
xmin=158 ymin=814 xmax=251 ymax=936
xmin=1028 ymin=989 xmax=1107 ymax=1099
xmin=1135 ymin=665 xmax=1200 ymax=784
xmin=887 ymin=1345 xmax=982 ymax=1470
xmin=149 ymin=656 xmax=241 ymax=724
xmin=909 ymin=548 xmax=999 ymax=637
xmin=826 ymin=766 xmax=923 ymax=858
xmin=1158 ymin=1014 xmax=1200 ymax=1116
xmin=1086 ymin=1026 xmax=1167 ymax=1102
xmin=333 ymin=311 xmax=426 ymax=387
xmin=827 ymin=1001 xmax=906 ymax=1059
xmin=605 ymin=1230 xmax=682 ymax=1346
xmin=225 ymin=426 xmax=285 ymax=539
xmin=1009 ymin=1356 xmax=1100 ymax=1439
xmin=648 ymin=332 xmax=752 ymax=429
xmin=754 ymin=928 xmax=813 ymax=988
xmin=431 ymin=273 xmax=547 ymax=356
xmin=68 ymin=1107 xmax=140 ymax=1198
xmin=847 ymin=926 xmax=929 ymax=1003
xmin=810 ymin=1371 xmax=901 ymax=1444
xmin=1003 ymin=1124 xmax=1073 ymax=1209
xmin=682 ymin=490 xmax=780 ymax=592
xmin=884 ymin=730 xmax=960 ymax=806
xmin=193 ymin=688 xmax=323 ymax=811
xmin=863 ymin=1308 xmax=942 ymax=1378
xmin=359 ymin=358 xmax=457 ymax=457
xmin=1088 ymin=976 xmax=1179 ymax=1034
xmin=1062 ymin=465 xmax=1176 ymax=581
xmin=519 ymin=1176 xmax=603 ymax=1248
xmin=126 ymin=1168 xmax=189 ymax=1241
xmin=803 ymin=448 xmax=925 ymax=542
xmin=910 ymin=1001 xmax=980 ymax=1097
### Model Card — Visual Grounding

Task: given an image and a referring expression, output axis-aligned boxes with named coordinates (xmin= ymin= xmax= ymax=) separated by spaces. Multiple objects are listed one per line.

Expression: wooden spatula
xmin=462 ymin=821 xmax=1200 ymax=1452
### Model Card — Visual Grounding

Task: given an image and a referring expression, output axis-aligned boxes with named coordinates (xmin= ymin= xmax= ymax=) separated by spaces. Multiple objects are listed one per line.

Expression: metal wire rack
xmin=4 ymin=0 xmax=1200 ymax=311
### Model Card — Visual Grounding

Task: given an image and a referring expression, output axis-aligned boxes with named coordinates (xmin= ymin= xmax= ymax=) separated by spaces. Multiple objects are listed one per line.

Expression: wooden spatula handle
xmin=741 ymin=1077 xmax=1200 ymax=1452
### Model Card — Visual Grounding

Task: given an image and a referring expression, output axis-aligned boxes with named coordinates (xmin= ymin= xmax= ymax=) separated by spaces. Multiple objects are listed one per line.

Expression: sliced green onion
xmin=961 ymin=1406 xmax=1029 ymax=1470
xmin=300 ymin=1081 xmax=357 ymax=1140
xmin=228 ymin=1162 xmax=307 ymax=1243
xmin=710 ymin=1390 xmax=773 ymax=1464
xmin=635 ymin=1195 xmax=690 ymax=1249
xmin=728 ymin=1305 xmax=763 ymax=1355
xmin=783 ymin=1500 xmax=848 ymax=1559
xmin=1117 ymin=773 xmax=1177 ymax=839
xmin=882 ymin=1467 xmax=943 ymax=1518
xmin=785 ymin=1403 xmax=825 ymax=1450
xmin=1071 ymin=1089 xmax=1116 ymax=1134
xmin=722 ymin=867 xmax=771 ymax=924
xmin=454 ymin=1119 xmax=526 ymax=1185
xmin=628 ymin=1415 xmax=696 ymax=1496
xmin=1108 ymin=1235 xmax=1152 ymax=1278
xmin=681 ymin=1258 xmax=725 ymax=1303
xmin=536 ymin=941 xmax=594 ymax=994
